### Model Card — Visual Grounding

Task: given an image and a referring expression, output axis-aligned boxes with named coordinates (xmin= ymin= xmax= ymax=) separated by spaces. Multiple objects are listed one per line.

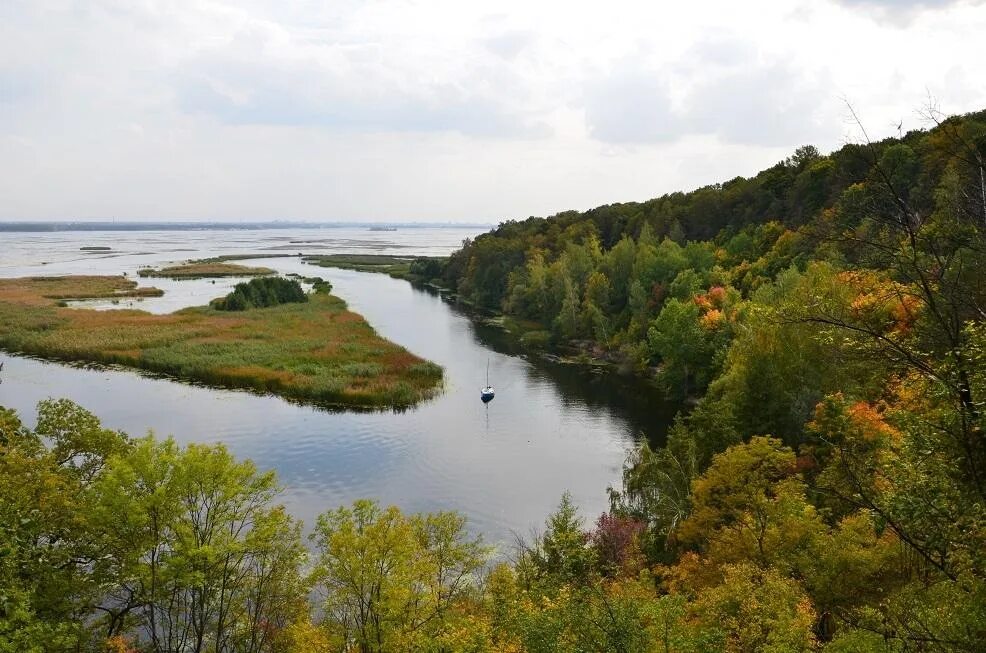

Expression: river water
xmin=0 ymin=227 xmax=674 ymax=545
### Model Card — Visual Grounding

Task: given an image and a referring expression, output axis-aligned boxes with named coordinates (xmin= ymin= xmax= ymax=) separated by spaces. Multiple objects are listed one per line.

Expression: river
xmin=0 ymin=227 xmax=675 ymax=544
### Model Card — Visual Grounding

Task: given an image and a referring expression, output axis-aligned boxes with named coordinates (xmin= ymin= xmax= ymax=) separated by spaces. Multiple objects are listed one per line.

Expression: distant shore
xmin=0 ymin=221 xmax=493 ymax=233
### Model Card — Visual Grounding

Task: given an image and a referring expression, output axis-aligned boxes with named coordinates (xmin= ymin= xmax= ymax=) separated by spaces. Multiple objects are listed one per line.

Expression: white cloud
xmin=584 ymin=67 xmax=679 ymax=143
xmin=833 ymin=0 xmax=985 ymax=25
xmin=0 ymin=0 xmax=983 ymax=221
xmin=583 ymin=38 xmax=835 ymax=146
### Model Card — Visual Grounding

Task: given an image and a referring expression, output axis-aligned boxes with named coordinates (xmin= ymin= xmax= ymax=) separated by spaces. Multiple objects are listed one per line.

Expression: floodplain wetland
xmin=0 ymin=274 xmax=443 ymax=409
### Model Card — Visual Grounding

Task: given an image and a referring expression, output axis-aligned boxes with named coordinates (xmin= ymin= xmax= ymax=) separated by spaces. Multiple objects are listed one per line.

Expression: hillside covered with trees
xmin=2 ymin=107 xmax=985 ymax=651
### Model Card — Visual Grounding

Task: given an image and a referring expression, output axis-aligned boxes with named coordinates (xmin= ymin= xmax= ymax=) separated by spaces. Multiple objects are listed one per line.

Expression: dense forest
xmin=3 ymin=107 xmax=986 ymax=651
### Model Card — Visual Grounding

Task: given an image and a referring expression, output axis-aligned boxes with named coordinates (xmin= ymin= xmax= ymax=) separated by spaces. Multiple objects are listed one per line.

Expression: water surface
xmin=0 ymin=227 xmax=674 ymax=543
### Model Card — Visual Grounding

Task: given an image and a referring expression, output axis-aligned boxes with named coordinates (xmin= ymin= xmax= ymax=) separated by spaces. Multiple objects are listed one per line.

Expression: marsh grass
xmin=303 ymin=253 xmax=443 ymax=283
xmin=303 ymin=254 xmax=415 ymax=277
xmin=138 ymin=262 xmax=275 ymax=279
xmin=0 ymin=276 xmax=443 ymax=409
xmin=194 ymin=254 xmax=297 ymax=263
xmin=2 ymin=276 xmax=165 ymax=303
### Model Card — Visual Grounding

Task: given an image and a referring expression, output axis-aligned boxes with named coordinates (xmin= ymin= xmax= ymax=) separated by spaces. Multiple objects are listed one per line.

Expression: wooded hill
xmin=2 ymin=108 xmax=985 ymax=651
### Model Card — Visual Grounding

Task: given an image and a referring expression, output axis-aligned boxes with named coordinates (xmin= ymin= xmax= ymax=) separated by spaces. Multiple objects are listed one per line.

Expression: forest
xmin=2 ymin=107 xmax=985 ymax=651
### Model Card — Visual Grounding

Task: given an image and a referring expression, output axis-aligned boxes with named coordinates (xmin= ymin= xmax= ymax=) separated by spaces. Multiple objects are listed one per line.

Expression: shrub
xmin=212 ymin=277 xmax=308 ymax=311
xmin=520 ymin=330 xmax=552 ymax=350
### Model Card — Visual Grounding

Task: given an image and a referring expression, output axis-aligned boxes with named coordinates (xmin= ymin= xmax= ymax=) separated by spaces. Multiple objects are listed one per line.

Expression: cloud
xmin=0 ymin=0 xmax=983 ymax=221
xmin=835 ymin=0 xmax=975 ymax=7
xmin=583 ymin=38 xmax=833 ymax=147
xmin=179 ymin=72 xmax=549 ymax=138
xmin=483 ymin=30 xmax=534 ymax=60
xmin=0 ymin=70 xmax=37 ymax=104
xmin=584 ymin=70 xmax=681 ymax=143
xmin=169 ymin=9 xmax=549 ymax=138
xmin=686 ymin=65 xmax=830 ymax=146
xmin=178 ymin=84 xmax=549 ymax=141
xmin=831 ymin=0 xmax=985 ymax=24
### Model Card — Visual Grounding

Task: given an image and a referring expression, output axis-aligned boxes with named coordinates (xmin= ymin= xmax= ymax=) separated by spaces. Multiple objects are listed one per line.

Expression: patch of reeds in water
xmin=0 ymin=275 xmax=443 ymax=409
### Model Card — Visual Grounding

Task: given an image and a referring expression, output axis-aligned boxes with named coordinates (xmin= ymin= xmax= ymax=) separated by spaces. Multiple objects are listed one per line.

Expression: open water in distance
xmin=0 ymin=227 xmax=675 ymax=545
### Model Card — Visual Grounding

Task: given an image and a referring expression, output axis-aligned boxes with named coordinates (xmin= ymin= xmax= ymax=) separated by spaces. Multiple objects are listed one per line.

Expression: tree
xmin=517 ymin=493 xmax=595 ymax=590
xmin=91 ymin=436 xmax=307 ymax=652
xmin=710 ymin=264 xmax=879 ymax=445
xmin=553 ymin=279 xmax=582 ymax=341
xmin=676 ymin=436 xmax=797 ymax=551
xmin=310 ymin=500 xmax=488 ymax=653
xmin=810 ymin=105 xmax=986 ymax=497
xmin=600 ymin=236 xmax=637 ymax=315
xmin=581 ymin=270 xmax=612 ymax=341
xmin=213 ymin=277 xmax=308 ymax=311
xmin=0 ymin=406 xmax=87 ymax=652
xmin=609 ymin=422 xmax=702 ymax=560
xmin=647 ymin=298 xmax=713 ymax=398
xmin=690 ymin=563 xmax=817 ymax=652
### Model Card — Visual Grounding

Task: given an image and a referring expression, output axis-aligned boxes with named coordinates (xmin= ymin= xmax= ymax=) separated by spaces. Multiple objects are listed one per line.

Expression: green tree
xmin=600 ymin=236 xmax=637 ymax=315
xmin=517 ymin=493 xmax=595 ymax=590
xmin=310 ymin=500 xmax=487 ymax=653
xmin=553 ymin=279 xmax=582 ymax=341
xmin=647 ymin=298 xmax=712 ymax=398
xmin=91 ymin=436 xmax=307 ymax=652
xmin=609 ymin=421 xmax=703 ymax=560
xmin=0 ymin=407 xmax=85 ymax=652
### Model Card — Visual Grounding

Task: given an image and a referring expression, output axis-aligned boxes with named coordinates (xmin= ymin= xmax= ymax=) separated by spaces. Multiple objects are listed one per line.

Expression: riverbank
xmin=304 ymin=254 xmax=448 ymax=286
xmin=149 ymin=249 xmax=655 ymax=383
xmin=303 ymin=257 xmax=653 ymax=377
xmin=0 ymin=275 xmax=443 ymax=409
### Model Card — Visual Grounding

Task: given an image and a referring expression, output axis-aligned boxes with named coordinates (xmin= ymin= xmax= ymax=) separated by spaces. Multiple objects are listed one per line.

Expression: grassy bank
xmin=2 ymin=275 xmax=166 ymax=301
xmin=304 ymin=254 xmax=415 ymax=276
xmin=304 ymin=254 xmax=447 ymax=285
xmin=138 ymin=262 xmax=274 ymax=279
xmin=0 ymin=275 xmax=443 ymax=409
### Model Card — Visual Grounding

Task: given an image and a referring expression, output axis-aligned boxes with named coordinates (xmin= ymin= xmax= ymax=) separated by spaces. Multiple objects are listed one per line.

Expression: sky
xmin=1 ymin=0 xmax=984 ymax=223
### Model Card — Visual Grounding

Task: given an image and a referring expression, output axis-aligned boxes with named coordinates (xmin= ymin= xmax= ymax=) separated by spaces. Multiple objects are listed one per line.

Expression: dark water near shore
xmin=0 ymin=228 xmax=676 ymax=544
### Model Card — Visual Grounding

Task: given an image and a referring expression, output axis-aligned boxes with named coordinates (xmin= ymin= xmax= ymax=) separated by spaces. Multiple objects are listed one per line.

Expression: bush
xmin=520 ymin=330 xmax=552 ymax=350
xmin=212 ymin=277 xmax=308 ymax=311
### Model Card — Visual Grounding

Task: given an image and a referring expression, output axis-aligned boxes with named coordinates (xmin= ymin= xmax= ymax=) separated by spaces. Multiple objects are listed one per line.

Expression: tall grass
xmin=137 ymin=263 xmax=274 ymax=279
xmin=0 ymin=276 xmax=443 ymax=409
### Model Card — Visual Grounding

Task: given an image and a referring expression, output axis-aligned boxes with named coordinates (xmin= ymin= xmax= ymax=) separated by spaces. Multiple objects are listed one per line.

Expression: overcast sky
xmin=1 ymin=0 xmax=983 ymax=223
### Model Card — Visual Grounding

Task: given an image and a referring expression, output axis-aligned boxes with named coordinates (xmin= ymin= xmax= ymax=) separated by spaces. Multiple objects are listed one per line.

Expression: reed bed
xmin=0 ymin=276 xmax=443 ymax=409
xmin=303 ymin=254 xmax=415 ymax=276
xmin=137 ymin=262 xmax=275 ymax=279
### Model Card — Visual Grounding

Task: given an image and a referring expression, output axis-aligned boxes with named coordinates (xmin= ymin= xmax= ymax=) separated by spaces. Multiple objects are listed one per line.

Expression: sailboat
xmin=481 ymin=359 xmax=495 ymax=403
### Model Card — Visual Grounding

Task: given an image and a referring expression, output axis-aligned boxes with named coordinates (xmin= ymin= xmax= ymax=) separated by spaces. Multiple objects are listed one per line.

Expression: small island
xmin=304 ymin=254 xmax=446 ymax=284
xmin=0 ymin=275 xmax=442 ymax=408
xmin=137 ymin=262 xmax=275 ymax=279
xmin=3 ymin=275 xmax=165 ymax=301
